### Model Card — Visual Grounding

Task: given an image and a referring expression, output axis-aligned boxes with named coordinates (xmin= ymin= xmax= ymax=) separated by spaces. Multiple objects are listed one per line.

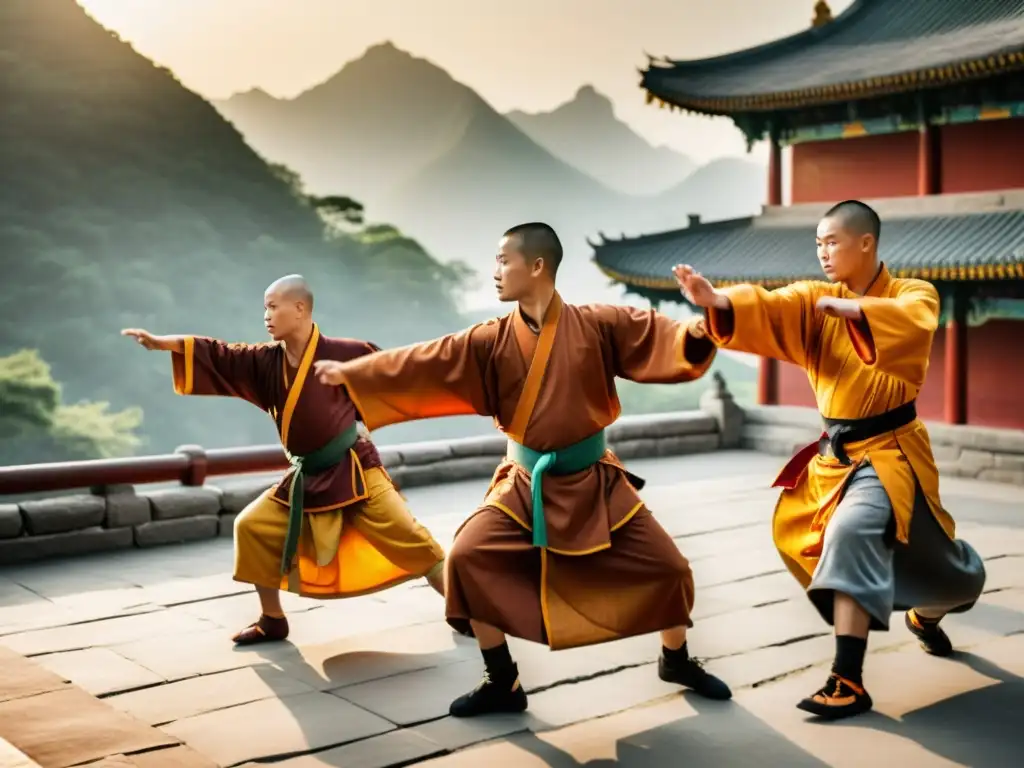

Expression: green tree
xmin=0 ymin=350 xmax=142 ymax=465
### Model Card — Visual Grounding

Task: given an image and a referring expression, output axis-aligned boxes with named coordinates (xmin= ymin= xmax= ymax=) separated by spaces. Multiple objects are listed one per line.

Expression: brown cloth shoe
xmin=797 ymin=673 xmax=873 ymax=720
xmin=232 ymin=614 xmax=289 ymax=646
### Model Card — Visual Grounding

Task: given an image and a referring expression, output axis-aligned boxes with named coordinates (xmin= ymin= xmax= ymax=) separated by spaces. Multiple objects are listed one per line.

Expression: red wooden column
xmin=767 ymin=135 xmax=783 ymax=206
xmin=758 ymin=133 xmax=783 ymax=405
xmin=943 ymin=291 xmax=968 ymax=424
xmin=917 ymin=122 xmax=940 ymax=195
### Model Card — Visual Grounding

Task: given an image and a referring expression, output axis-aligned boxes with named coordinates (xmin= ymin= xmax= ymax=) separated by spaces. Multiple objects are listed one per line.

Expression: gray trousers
xmin=807 ymin=463 xmax=986 ymax=631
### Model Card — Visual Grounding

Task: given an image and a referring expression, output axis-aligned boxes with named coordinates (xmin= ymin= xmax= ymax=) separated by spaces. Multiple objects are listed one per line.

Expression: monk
xmin=121 ymin=275 xmax=453 ymax=646
xmin=677 ymin=200 xmax=986 ymax=720
xmin=313 ymin=222 xmax=733 ymax=718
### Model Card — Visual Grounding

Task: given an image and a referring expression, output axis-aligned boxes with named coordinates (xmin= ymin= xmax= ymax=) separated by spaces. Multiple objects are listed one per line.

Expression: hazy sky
xmin=77 ymin=0 xmax=854 ymax=165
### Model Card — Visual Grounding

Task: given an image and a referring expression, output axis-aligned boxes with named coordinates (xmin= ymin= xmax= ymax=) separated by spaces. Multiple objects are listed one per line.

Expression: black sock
xmin=662 ymin=642 xmax=689 ymax=665
xmin=481 ymin=642 xmax=515 ymax=680
xmin=832 ymin=635 xmax=868 ymax=685
xmin=912 ymin=609 xmax=941 ymax=627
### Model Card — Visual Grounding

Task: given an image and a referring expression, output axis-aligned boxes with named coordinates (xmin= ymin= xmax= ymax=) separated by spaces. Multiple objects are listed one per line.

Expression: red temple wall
xmin=939 ymin=117 xmax=1024 ymax=193
xmin=775 ymin=320 xmax=1024 ymax=429
xmin=790 ymin=133 xmax=919 ymax=203
xmin=790 ymin=117 xmax=1024 ymax=203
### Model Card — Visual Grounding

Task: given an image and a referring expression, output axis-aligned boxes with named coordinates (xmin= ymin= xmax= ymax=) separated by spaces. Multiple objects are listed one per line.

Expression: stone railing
xmin=741 ymin=405 xmax=1024 ymax=484
xmin=0 ymin=374 xmax=743 ymax=565
xmin=4 ymin=375 xmax=1023 ymax=566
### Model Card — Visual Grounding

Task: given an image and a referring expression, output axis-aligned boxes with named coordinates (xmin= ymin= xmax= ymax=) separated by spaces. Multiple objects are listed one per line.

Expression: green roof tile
xmin=643 ymin=0 xmax=1024 ymax=114
xmin=592 ymin=210 xmax=1024 ymax=289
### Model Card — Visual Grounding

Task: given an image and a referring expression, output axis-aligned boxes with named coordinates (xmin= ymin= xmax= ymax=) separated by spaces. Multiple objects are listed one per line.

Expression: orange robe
xmin=338 ymin=293 xmax=716 ymax=648
xmin=704 ymin=265 xmax=956 ymax=590
xmin=170 ymin=323 xmax=444 ymax=597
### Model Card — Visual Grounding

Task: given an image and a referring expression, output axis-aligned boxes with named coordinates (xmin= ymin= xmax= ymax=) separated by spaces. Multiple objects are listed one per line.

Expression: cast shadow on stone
xmin=825 ymin=653 xmax=1024 ymax=768
xmin=509 ymin=692 xmax=829 ymax=768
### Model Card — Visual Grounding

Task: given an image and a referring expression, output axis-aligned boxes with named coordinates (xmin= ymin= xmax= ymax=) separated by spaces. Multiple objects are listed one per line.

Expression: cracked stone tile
xmin=34 ymin=648 xmax=164 ymax=697
xmin=138 ymin=573 xmax=252 ymax=607
xmin=0 ymin=646 xmax=70 ymax=703
xmin=106 ymin=665 xmax=315 ymax=726
xmin=1 ymin=610 xmax=216 ymax=657
xmin=283 ymin=620 xmax=475 ymax=691
xmin=0 ymin=579 xmax=49 ymax=611
xmin=679 ymin=523 xmax=771 ymax=563
xmin=702 ymin=634 xmax=835 ymax=691
xmin=979 ymin=555 xmax=1024 ymax=591
xmin=692 ymin=598 xmax=826 ymax=660
xmin=331 ymin=659 xmax=485 ymax=725
xmin=246 ymin=730 xmax=444 ymax=768
xmin=0 ymin=687 xmax=177 ymax=768
xmin=171 ymin=591 xmax=323 ymax=631
xmin=409 ymin=713 xmax=536 ymax=753
xmin=160 ymin=691 xmax=395 ymax=766
xmin=691 ymin=546 xmax=787 ymax=589
xmin=110 ymin=628 xmax=298 ymax=682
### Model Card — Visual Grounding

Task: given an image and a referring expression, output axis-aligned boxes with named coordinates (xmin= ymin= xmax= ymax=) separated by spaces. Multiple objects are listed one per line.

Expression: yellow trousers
xmin=233 ymin=467 xmax=446 ymax=598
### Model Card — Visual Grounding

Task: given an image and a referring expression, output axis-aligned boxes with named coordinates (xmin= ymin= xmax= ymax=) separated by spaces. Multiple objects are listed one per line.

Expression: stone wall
xmin=3 ymin=382 xmax=1021 ymax=566
xmin=741 ymin=405 xmax=1024 ymax=484
xmin=0 ymin=378 xmax=742 ymax=566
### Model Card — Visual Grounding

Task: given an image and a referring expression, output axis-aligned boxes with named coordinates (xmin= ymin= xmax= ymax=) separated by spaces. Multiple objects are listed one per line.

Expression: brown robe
xmin=338 ymin=294 xmax=716 ymax=649
xmin=171 ymin=323 xmax=383 ymax=511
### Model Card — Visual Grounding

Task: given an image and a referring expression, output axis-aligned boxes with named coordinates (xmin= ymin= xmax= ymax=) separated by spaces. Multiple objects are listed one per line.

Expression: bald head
xmin=822 ymin=200 xmax=881 ymax=246
xmin=264 ymin=274 xmax=313 ymax=341
xmin=266 ymin=274 xmax=314 ymax=311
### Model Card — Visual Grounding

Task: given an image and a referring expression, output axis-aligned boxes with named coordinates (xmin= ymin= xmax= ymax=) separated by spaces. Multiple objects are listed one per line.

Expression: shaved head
xmin=264 ymin=274 xmax=313 ymax=342
xmin=266 ymin=274 xmax=313 ymax=311
xmin=823 ymin=200 xmax=881 ymax=245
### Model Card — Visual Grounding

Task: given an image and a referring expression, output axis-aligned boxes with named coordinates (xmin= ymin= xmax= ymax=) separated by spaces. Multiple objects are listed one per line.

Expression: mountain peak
xmin=565 ymin=84 xmax=614 ymax=118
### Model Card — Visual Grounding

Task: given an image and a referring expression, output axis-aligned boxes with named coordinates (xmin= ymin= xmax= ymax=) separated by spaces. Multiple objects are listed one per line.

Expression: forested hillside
xmin=0 ymin=0 xmax=475 ymax=457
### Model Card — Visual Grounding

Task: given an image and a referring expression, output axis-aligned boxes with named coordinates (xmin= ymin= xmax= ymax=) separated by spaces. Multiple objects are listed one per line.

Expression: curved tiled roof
xmin=642 ymin=0 xmax=1024 ymax=115
xmin=592 ymin=210 xmax=1024 ymax=291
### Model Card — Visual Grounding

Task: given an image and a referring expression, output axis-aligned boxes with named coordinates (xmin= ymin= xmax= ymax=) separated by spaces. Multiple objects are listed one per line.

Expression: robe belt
xmin=818 ymin=401 xmax=917 ymax=466
xmin=506 ymin=430 xmax=608 ymax=549
xmin=280 ymin=423 xmax=359 ymax=574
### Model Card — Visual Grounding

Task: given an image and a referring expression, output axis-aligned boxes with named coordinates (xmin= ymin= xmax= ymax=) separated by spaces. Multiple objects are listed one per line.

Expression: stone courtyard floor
xmin=1 ymin=450 xmax=1022 ymax=768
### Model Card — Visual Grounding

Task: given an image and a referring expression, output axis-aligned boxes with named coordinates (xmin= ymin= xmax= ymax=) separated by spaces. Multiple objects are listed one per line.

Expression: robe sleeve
xmin=845 ymin=279 xmax=939 ymax=386
xmin=171 ymin=336 xmax=271 ymax=408
xmin=704 ymin=282 xmax=822 ymax=368
xmin=601 ymin=306 xmax=716 ymax=384
xmin=337 ymin=322 xmax=499 ymax=431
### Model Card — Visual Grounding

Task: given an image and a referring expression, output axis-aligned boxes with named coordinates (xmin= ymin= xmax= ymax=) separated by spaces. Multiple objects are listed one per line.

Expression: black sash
xmin=819 ymin=401 xmax=917 ymax=466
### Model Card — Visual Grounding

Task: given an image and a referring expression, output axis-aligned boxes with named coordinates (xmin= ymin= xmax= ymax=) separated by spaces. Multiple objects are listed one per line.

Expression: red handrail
xmin=0 ymin=444 xmax=291 ymax=495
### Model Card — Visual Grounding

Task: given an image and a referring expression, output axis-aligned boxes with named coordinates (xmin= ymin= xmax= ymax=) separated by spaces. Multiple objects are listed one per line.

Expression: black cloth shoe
xmin=905 ymin=610 xmax=953 ymax=657
xmin=449 ymin=665 xmax=528 ymax=718
xmin=797 ymin=673 xmax=873 ymax=720
xmin=658 ymin=654 xmax=732 ymax=700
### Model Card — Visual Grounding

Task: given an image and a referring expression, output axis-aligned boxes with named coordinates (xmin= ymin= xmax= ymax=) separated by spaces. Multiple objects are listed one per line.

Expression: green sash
xmin=280 ymin=423 xmax=359 ymax=574
xmin=506 ymin=430 xmax=607 ymax=548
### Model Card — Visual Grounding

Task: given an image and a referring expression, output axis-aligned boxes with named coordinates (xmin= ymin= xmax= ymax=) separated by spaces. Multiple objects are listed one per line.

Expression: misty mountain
xmin=1 ymin=1 xmax=471 ymax=454
xmin=215 ymin=42 xmax=767 ymax=307
xmin=507 ymin=85 xmax=696 ymax=196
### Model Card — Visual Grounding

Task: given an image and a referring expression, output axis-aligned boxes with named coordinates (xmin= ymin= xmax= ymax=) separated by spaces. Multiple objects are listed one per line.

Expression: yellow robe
xmin=704 ymin=265 xmax=956 ymax=589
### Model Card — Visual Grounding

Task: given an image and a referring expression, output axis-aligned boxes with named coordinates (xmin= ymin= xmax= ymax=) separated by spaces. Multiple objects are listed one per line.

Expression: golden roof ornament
xmin=812 ymin=0 xmax=833 ymax=27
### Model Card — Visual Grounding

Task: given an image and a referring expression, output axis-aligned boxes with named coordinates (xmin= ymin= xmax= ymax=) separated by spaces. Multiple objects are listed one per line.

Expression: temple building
xmin=593 ymin=0 xmax=1024 ymax=429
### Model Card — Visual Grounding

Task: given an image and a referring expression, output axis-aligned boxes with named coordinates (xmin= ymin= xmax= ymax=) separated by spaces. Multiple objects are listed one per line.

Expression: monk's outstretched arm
xmin=323 ymin=323 xmax=499 ymax=431
xmin=703 ymin=283 xmax=821 ymax=368
xmin=598 ymin=306 xmax=716 ymax=384
xmin=171 ymin=337 xmax=273 ymax=407
xmin=844 ymin=280 xmax=939 ymax=386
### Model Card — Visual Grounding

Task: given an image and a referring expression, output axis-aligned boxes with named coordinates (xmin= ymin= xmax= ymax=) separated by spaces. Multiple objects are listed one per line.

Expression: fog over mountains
xmin=215 ymin=42 xmax=767 ymax=309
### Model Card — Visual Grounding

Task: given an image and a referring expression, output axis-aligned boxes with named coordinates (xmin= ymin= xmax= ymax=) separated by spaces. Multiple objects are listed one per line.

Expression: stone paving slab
xmin=0 ymin=453 xmax=1021 ymax=767
xmin=0 ymin=687 xmax=178 ymax=768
